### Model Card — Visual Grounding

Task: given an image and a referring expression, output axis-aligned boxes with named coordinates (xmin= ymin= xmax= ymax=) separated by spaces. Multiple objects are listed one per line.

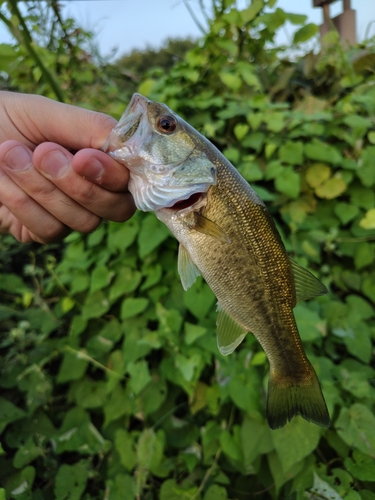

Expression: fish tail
xmin=266 ymin=363 xmax=330 ymax=429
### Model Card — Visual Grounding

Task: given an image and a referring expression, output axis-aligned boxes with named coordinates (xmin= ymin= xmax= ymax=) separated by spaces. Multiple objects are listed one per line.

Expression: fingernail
xmin=40 ymin=150 xmax=69 ymax=178
xmin=4 ymin=146 xmax=32 ymax=171
xmin=80 ymin=158 xmax=104 ymax=181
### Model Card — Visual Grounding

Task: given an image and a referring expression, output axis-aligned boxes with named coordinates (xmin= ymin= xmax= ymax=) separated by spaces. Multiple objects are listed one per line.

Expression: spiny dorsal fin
xmin=192 ymin=213 xmax=231 ymax=243
xmin=217 ymin=303 xmax=248 ymax=356
xmin=178 ymin=244 xmax=201 ymax=291
xmin=290 ymin=259 xmax=328 ymax=304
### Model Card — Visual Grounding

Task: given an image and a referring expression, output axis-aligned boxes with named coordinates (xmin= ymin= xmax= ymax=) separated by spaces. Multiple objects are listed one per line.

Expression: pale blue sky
xmin=1 ymin=0 xmax=375 ymax=57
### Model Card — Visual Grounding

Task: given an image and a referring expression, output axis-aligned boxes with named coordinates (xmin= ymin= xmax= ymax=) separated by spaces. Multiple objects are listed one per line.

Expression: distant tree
xmin=113 ymin=37 xmax=197 ymax=83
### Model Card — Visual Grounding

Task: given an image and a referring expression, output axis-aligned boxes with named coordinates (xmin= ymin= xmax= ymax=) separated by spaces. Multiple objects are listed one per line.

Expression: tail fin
xmin=266 ymin=364 xmax=330 ymax=430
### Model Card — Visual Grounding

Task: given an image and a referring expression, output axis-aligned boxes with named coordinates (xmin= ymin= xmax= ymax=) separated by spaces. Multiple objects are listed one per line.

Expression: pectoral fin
xmin=217 ymin=304 xmax=247 ymax=355
xmin=191 ymin=213 xmax=231 ymax=243
xmin=290 ymin=259 xmax=328 ymax=304
xmin=178 ymin=244 xmax=201 ymax=291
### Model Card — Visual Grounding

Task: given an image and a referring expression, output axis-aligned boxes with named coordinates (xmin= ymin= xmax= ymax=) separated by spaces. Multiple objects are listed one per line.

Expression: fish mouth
xmin=102 ymin=93 xmax=149 ymax=154
xmin=168 ymin=192 xmax=204 ymax=211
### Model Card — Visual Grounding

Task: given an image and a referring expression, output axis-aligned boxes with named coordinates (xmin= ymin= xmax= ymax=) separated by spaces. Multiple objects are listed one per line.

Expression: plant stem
xmin=7 ymin=0 xmax=65 ymax=102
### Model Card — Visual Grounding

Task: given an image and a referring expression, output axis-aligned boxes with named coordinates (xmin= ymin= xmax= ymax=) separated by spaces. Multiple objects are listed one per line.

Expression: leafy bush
xmin=1 ymin=1 xmax=375 ymax=499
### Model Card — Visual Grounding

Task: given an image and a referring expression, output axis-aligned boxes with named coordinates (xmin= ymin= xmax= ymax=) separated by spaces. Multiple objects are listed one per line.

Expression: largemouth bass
xmin=103 ymin=93 xmax=330 ymax=429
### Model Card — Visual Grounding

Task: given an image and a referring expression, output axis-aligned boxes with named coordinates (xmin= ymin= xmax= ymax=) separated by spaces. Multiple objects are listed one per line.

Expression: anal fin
xmin=178 ymin=244 xmax=201 ymax=291
xmin=290 ymin=259 xmax=328 ymax=304
xmin=217 ymin=304 xmax=247 ymax=355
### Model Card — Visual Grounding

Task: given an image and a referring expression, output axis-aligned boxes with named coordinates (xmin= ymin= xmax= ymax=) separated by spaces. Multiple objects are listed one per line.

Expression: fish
xmin=103 ymin=93 xmax=330 ymax=429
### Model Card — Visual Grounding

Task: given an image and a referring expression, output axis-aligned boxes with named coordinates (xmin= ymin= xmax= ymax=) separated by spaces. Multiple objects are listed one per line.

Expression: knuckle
xmin=73 ymin=180 xmax=99 ymax=204
xmin=38 ymin=219 xmax=69 ymax=243
xmin=73 ymin=214 xmax=101 ymax=234
xmin=33 ymin=179 xmax=59 ymax=199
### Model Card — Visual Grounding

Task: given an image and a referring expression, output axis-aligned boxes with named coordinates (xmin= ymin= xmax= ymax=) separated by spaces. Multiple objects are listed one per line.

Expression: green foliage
xmin=1 ymin=0 xmax=375 ymax=499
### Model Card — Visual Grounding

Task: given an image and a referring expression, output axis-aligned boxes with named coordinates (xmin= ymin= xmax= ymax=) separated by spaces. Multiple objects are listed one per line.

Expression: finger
xmin=0 ymin=162 xmax=71 ymax=243
xmin=2 ymin=91 xmax=117 ymax=150
xmin=33 ymin=143 xmax=136 ymax=222
xmin=72 ymin=148 xmax=130 ymax=192
xmin=0 ymin=141 xmax=102 ymax=233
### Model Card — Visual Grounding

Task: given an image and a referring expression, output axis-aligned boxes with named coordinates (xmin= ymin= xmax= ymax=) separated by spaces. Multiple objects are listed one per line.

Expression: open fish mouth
xmin=102 ymin=93 xmax=149 ymax=155
xmin=168 ymin=192 xmax=204 ymax=211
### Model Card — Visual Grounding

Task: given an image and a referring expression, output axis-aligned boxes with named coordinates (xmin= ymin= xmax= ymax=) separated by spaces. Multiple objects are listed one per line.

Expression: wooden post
xmin=312 ymin=0 xmax=357 ymax=45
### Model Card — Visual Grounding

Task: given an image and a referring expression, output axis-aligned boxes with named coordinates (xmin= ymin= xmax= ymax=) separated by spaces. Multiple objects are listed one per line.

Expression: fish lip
xmin=102 ymin=93 xmax=149 ymax=154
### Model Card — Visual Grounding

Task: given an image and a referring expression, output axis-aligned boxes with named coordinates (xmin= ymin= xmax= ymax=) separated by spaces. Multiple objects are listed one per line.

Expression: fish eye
xmin=157 ymin=115 xmax=177 ymax=134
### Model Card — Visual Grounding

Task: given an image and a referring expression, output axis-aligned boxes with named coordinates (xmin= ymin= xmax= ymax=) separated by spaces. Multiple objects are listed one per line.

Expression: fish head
xmin=103 ymin=93 xmax=217 ymax=212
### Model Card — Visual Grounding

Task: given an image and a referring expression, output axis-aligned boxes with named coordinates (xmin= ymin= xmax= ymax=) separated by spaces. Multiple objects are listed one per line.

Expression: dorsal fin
xmin=290 ymin=259 xmax=328 ymax=304
xmin=178 ymin=244 xmax=201 ymax=291
xmin=216 ymin=304 xmax=248 ymax=356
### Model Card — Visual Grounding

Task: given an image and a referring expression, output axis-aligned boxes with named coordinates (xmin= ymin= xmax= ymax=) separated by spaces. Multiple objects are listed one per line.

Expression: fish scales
xmin=167 ymin=157 xmax=309 ymax=378
xmin=104 ymin=93 xmax=330 ymax=429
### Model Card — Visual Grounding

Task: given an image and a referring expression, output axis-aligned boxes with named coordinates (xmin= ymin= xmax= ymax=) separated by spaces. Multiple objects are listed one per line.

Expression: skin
xmin=0 ymin=91 xmax=135 ymax=243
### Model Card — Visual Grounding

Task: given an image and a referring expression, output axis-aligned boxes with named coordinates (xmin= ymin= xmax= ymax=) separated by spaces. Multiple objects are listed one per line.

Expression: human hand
xmin=0 ymin=91 xmax=135 ymax=243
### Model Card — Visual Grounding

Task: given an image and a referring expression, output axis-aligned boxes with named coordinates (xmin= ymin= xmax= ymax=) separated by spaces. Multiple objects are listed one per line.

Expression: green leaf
xmin=184 ymin=322 xmax=207 ymax=345
xmin=234 ymin=123 xmax=249 ymax=141
xmin=306 ymin=472 xmax=343 ymax=500
xmin=219 ymin=72 xmax=242 ymax=91
xmin=344 ymin=450 xmax=375 ymax=481
xmin=107 ymin=218 xmax=139 ymax=253
xmin=120 ymin=297 xmax=149 ymax=319
xmin=220 ymin=427 xmax=243 ymax=464
xmin=286 ymin=13 xmax=307 ymax=24
xmin=55 ymin=407 xmax=109 ymax=455
xmin=105 ymin=473 xmax=136 ymax=500
xmin=127 ymin=360 xmax=152 ymax=394
xmin=138 ymin=214 xmax=170 ymax=258
xmin=343 ymin=114 xmax=372 ymax=132
xmin=274 ymin=166 xmax=300 ymax=198
xmin=294 ymin=303 xmax=324 ymax=342
xmin=315 ymin=177 xmax=346 ymax=199
xmin=241 ymin=0 xmax=264 ymax=24
xmin=160 ymin=479 xmax=198 ymax=500
xmin=368 ymin=131 xmax=375 ymax=144
xmin=335 ymin=403 xmax=375 ymax=456
xmin=82 ymin=290 xmax=111 ymax=320
xmin=204 ymin=484 xmax=228 ymax=500
xmin=293 ymin=23 xmax=319 ymax=44
xmin=13 ymin=436 xmax=44 ymax=469
xmin=0 ymin=273 xmax=30 ymax=294
xmin=3 ymin=466 xmax=35 ymax=498
xmin=0 ymin=397 xmax=27 ymax=434
xmin=279 ymin=141 xmax=303 ymax=165
xmin=305 ymin=163 xmax=331 ymax=189
xmin=175 ymin=353 xmax=201 ymax=381
xmin=72 ymin=379 xmax=107 ymax=409
xmin=272 ymin=416 xmax=321 ymax=473
xmin=57 ymin=352 xmax=88 ymax=384
xmin=89 ymin=265 xmax=114 ymax=293
xmin=183 ymin=278 xmax=216 ymax=320
xmin=334 ymin=202 xmax=359 ymax=225
xmin=54 ymin=463 xmax=87 ymax=500
xmin=304 ymin=139 xmax=341 ymax=165
xmin=246 ymin=112 xmax=263 ymax=131
xmin=109 ymin=266 xmax=142 ymax=300
xmin=354 ymin=242 xmax=374 ymax=270
xmin=115 ymin=429 xmax=136 ymax=471
xmin=360 ymin=208 xmax=375 ymax=229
